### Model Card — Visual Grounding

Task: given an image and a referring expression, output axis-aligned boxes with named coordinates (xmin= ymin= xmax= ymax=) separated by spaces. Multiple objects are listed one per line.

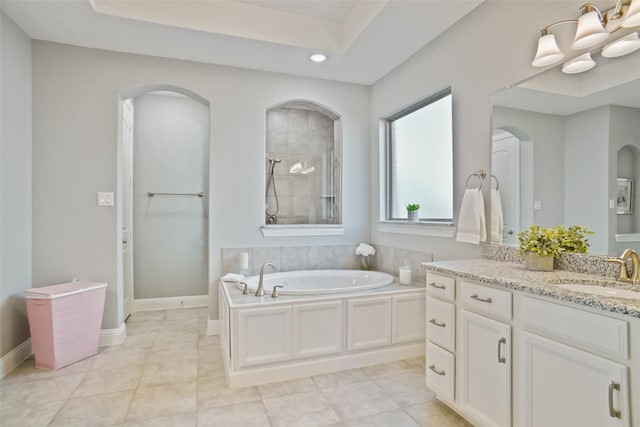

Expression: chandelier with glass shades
xmin=532 ymin=0 xmax=640 ymax=73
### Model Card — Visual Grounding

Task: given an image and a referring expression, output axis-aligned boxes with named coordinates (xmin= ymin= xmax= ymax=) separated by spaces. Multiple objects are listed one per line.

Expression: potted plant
xmin=518 ymin=225 xmax=594 ymax=271
xmin=406 ymin=203 xmax=420 ymax=222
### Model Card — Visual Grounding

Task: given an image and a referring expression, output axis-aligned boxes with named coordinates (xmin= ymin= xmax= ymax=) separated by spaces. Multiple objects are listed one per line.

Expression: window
xmin=386 ymin=88 xmax=453 ymax=221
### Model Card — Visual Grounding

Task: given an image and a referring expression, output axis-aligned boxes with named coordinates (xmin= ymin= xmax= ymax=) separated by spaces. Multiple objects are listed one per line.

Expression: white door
xmin=492 ymin=130 xmax=519 ymax=245
xmin=520 ymin=331 xmax=629 ymax=427
xmin=122 ymin=98 xmax=134 ymax=320
xmin=461 ymin=309 xmax=511 ymax=427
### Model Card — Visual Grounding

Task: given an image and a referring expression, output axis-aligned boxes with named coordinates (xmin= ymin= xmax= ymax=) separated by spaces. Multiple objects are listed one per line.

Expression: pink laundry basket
xmin=25 ymin=281 xmax=107 ymax=370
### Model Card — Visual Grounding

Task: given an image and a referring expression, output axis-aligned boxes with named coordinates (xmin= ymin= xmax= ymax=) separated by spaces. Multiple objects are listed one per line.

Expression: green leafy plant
xmin=406 ymin=203 xmax=420 ymax=212
xmin=557 ymin=225 xmax=594 ymax=254
xmin=518 ymin=225 xmax=594 ymax=258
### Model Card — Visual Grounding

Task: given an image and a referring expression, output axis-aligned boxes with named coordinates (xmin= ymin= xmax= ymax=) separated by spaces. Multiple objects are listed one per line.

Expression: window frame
xmin=385 ymin=87 xmax=453 ymax=222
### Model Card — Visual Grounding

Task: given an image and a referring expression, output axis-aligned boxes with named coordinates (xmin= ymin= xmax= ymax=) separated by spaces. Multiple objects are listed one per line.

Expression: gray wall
xmin=132 ymin=93 xmax=209 ymax=299
xmin=0 ymin=12 xmax=32 ymax=358
xmin=368 ymin=1 xmax=586 ymax=260
xmin=31 ymin=42 xmax=370 ymax=329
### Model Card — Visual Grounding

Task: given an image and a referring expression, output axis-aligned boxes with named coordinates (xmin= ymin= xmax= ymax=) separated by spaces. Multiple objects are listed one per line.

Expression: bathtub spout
xmin=257 ymin=263 xmax=277 ymax=296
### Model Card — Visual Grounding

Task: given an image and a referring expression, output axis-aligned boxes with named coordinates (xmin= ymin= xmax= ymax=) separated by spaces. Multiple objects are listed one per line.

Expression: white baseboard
xmin=133 ymin=295 xmax=208 ymax=312
xmin=1 ymin=338 xmax=32 ymax=379
xmin=207 ymin=319 xmax=219 ymax=336
xmin=99 ymin=322 xmax=127 ymax=347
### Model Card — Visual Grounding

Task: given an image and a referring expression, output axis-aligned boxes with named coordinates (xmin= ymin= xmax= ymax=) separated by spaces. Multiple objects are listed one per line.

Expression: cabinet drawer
xmin=461 ymin=281 xmax=512 ymax=320
xmin=426 ymin=341 xmax=454 ymax=402
xmin=426 ymin=272 xmax=455 ymax=302
xmin=521 ymin=296 xmax=628 ymax=359
xmin=426 ymin=297 xmax=455 ymax=352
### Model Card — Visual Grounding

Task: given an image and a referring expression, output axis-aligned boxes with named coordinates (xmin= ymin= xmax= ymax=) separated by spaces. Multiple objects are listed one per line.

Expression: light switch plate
xmin=534 ymin=200 xmax=542 ymax=210
xmin=97 ymin=192 xmax=114 ymax=206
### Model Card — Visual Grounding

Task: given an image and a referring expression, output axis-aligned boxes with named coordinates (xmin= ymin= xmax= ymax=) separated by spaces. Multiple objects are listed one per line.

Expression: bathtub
xmin=219 ymin=269 xmax=426 ymax=387
xmin=235 ymin=269 xmax=394 ymax=295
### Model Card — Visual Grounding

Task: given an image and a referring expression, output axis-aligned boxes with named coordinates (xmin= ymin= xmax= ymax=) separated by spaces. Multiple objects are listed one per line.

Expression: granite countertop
xmin=423 ymin=259 xmax=640 ymax=318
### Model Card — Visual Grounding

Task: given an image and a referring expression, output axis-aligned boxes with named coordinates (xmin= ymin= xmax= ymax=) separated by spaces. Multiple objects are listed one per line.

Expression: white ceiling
xmin=1 ymin=0 xmax=483 ymax=85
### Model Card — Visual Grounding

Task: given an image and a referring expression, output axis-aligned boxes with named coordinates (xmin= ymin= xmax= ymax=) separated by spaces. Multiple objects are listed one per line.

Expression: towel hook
xmin=465 ymin=170 xmax=486 ymax=192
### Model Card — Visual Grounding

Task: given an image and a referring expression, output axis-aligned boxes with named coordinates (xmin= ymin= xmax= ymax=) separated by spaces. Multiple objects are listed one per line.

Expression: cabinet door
xmin=461 ymin=310 xmax=511 ymax=427
xmin=293 ymin=301 xmax=344 ymax=358
xmin=392 ymin=293 xmax=426 ymax=343
xmin=236 ymin=306 xmax=292 ymax=367
xmin=347 ymin=297 xmax=392 ymax=351
xmin=520 ymin=331 xmax=630 ymax=427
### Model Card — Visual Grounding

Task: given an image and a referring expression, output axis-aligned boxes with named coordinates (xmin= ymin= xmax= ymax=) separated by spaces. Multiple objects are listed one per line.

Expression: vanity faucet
xmin=256 ymin=263 xmax=277 ymax=296
xmin=607 ymin=249 xmax=640 ymax=284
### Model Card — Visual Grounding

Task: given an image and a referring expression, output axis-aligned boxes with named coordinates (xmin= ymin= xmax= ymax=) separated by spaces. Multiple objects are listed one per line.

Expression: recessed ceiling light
xmin=309 ymin=53 xmax=327 ymax=63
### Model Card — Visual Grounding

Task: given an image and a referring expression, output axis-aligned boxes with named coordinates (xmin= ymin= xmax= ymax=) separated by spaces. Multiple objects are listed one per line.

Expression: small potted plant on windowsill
xmin=406 ymin=203 xmax=420 ymax=223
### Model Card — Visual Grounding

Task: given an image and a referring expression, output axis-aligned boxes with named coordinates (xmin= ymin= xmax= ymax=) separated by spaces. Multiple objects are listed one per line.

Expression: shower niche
xmin=263 ymin=100 xmax=342 ymax=235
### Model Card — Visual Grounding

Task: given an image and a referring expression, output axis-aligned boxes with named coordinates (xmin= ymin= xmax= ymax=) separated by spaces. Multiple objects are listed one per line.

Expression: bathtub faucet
xmin=256 ymin=263 xmax=277 ymax=296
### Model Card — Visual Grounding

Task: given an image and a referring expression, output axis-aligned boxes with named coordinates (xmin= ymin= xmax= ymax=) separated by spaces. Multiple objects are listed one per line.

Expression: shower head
xmin=269 ymin=158 xmax=282 ymax=163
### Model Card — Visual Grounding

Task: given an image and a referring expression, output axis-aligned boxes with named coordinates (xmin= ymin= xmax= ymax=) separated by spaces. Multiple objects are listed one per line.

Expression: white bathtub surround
xmin=221 ymin=244 xmax=432 ymax=284
xmin=221 ymin=273 xmax=244 ymax=282
xmin=219 ymin=274 xmax=426 ymax=387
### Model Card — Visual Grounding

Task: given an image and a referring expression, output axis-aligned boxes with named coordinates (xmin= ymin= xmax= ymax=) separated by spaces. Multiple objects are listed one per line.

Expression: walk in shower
xmin=265 ymin=100 xmax=341 ymax=225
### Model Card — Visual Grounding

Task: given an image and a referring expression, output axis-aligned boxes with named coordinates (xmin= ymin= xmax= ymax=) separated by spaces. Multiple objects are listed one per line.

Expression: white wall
xmin=132 ymin=93 xmax=209 ymax=299
xmin=31 ymin=42 xmax=370 ymax=328
xmin=0 ymin=12 xmax=32 ymax=358
xmin=369 ymin=1 xmax=585 ymax=259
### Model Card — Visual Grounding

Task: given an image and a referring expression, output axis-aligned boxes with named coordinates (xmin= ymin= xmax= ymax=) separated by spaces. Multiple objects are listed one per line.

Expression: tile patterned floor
xmin=0 ymin=307 xmax=472 ymax=427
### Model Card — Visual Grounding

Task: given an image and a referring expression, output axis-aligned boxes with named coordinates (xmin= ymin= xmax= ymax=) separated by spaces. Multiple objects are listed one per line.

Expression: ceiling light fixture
xmin=309 ymin=53 xmax=327 ymax=63
xmin=532 ymin=0 xmax=640 ymax=73
xmin=562 ymin=52 xmax=597 ymax=73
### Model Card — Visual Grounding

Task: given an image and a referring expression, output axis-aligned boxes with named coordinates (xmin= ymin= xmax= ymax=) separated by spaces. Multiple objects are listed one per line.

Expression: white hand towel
xmin=491 ymin=188 xmax=504 ymax=245
xmin=456 ymin=189 xmax=486 ymax=244
xmin=221 ymin=273 xmax=244 ymax=282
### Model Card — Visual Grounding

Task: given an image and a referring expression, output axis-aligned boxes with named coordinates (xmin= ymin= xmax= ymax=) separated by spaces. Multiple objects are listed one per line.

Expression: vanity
xmin=424 ymin=258 xmax=639 ymax=427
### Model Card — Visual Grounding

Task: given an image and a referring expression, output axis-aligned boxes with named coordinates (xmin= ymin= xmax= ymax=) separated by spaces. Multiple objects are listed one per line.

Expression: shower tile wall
xmin=222 ymin=245 xmax=433 ymax=283
xmin=266 ymin=107 xmax=339 ymax=224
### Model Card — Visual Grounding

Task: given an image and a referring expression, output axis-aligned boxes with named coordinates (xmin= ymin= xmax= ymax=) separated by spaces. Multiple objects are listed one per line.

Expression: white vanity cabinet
xmin=519 ymin=296 xmax=631 ymax=427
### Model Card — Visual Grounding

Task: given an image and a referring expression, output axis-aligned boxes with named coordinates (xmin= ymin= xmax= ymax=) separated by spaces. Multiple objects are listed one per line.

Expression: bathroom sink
xmin=555 ymin=284 xmax=640 ymax=300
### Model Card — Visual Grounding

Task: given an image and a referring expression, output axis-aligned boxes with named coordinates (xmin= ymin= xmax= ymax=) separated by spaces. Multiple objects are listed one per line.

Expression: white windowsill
xmin=261 ymin=224 xmax=345 ymax=237
xmin=615 ymin=233 xmax=640 ymax=243
xmin=377 ymin=220 xmax=456 ymax=237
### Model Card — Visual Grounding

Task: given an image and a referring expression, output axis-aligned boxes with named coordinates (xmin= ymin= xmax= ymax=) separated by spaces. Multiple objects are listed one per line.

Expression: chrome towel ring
xmin=465 ymin=170 xmax=487 ymax=191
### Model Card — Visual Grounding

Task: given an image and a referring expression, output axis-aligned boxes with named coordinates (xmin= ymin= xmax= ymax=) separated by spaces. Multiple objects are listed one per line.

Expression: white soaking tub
xmin=235 ymin=269 xmax=394 ymax=296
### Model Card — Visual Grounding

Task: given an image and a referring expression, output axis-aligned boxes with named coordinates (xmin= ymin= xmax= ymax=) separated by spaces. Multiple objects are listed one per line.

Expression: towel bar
xmin=465 ymin=170 xmax=486 ymax=191
xmin=147 ymin=191 xmax=204 ymax=197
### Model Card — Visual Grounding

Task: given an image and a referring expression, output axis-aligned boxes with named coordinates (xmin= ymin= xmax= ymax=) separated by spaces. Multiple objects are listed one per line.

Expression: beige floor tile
xmin=161 ymin=318 xmax=204 ymax=332
xmin=374 ymin=371 xmax=436 ymax=407
xmin=404 ymin=401 xmax=472 ymax=427
xmin=126 ymin=383 xmax=197 ymax=421
xmin=197 ymin=376 xmax=261 ymax=409
xmin=197 ymin=356 xmax=226 ymax=379
xmin=91 ymin=348 xmax=149 ymax=372
xmin=153 ymin=330 xmax=199 ymax=351
xmin=122 ymin=412 xmax=197 ymax=427
xmin=147 ymin=344 xmax=198 ymax=364
xmin=102 ymin=333 xmax=158 ymax=352
xmin=127 ymin=310 xmax=166 ymax=323
xmin=138 ymin=358 xmax=197 ymax=389
xmin=198 ymin=343 xmax=223 ymax=360
xmin=1 ymin=373 xmax=85 ymax=407
xmin=344 ymin=409 xmax=420 ymax=427
xmin=2 ymin=356 xmax=95 ymax=384
xmin=72 ymin=365 xmax=144 ymax=397
xmin=49 ymin=390 xmax=134 ymax=427
xmin=312 ymin=368 xmax=368 ymax=389
xmin=198 ymin=334 xmax=220 ymax=348
xmin=197 ymin=401 xmax=270 ymax=427
xmin=263 ymin=390 xmax=340 ymax=427
xmin=164 ymin=307 xmax=207 ymax=320
xmin=405 ymin=356 xmax=426 ymax=367
xmin=258 ymin=376 xmax=318 ymax=399
xmin=361 ymin=360 xmax=413 ymax=379
xmin=126 ymin=320 xmax=163 ymax=336
xmin=0 ymin=400 xmax=64 ymax=427
xmin=322 ymin=380 xmax=397 ymax=421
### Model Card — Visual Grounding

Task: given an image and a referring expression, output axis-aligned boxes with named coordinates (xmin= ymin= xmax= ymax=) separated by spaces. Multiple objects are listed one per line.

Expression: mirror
xmin=491 ymin=47 xmax=640 ymax=255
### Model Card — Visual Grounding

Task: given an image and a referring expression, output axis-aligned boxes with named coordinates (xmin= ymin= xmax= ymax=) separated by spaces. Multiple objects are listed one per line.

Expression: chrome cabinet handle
xmin=497 ymin=337 xmax=507 ymax=364
xmin=428 ymin=364 xmax=445 ymax=376
xmin=429 ymin=282 xmax=446 ymax=289
xmin=471 ymin=294 xmax=493 ymax=303
xmin=608 ymin=381 xmax=622 ymax=418
xmin=122 ymin=239 xmax=128 ymax=244
xmin=429 ymin=318 xmax=446 ymax=328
